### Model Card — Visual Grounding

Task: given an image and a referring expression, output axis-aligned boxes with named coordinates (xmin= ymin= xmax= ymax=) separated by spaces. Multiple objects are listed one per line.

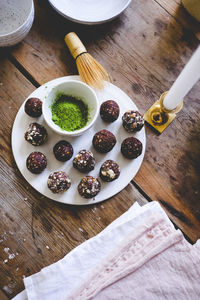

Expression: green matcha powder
xmin=51 ymin=95 xmax=89 ymax=132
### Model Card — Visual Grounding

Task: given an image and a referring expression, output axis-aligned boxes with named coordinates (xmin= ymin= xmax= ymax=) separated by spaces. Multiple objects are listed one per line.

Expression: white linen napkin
xmin=70 ymin=213 xmax=200 ymax=299
xmin=12 ymin=202 xmax=184 ymax=300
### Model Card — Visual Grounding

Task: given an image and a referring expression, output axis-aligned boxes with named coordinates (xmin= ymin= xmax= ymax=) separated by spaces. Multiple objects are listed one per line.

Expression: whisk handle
xmin=64 ymin=32 xmax=87 ymax=60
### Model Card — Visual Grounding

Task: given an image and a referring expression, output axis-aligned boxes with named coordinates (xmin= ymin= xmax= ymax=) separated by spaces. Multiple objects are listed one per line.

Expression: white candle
xmin=163 ymin=45 xmax=200 ymax=111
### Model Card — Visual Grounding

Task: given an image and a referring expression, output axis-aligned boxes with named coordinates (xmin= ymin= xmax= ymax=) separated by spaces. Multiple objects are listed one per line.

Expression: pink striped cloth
xmin=70 ymin=214 xmax=200 ymax=300
xmin=13 ymin=202 xmax=200 ymax=300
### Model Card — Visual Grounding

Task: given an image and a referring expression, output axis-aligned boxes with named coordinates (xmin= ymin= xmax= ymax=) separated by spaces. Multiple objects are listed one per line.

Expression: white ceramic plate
xmin=12 ymin=76 xmax=146 ymax=205
xmin=48 ymin=0 xmax=131 ymax=25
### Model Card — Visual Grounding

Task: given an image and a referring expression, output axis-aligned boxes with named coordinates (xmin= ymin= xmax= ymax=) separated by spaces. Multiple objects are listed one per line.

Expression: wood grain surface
xmin=0 ymin=59 xmax=147 ymax=298
xmin=10 ymin=0 xmax=200 ymax=239
xmin=0 ymin=0 xmax=200 ymax=298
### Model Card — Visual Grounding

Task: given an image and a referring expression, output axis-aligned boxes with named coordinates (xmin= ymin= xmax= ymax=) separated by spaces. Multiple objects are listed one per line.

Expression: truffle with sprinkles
xmin=53 ymin=140 xmax=73 ymax=161
xmin=92 ymin=129 xmax=116 ymax=153
xmin=100 ymin=100 xmax=120 ymax=122
xmin=26 ymin=152 xmax=47 ymax=174
xmin=121 ymin=137 xmax=142 ymax=159
xmin=24 ymin=97 xmax=42 ymax=117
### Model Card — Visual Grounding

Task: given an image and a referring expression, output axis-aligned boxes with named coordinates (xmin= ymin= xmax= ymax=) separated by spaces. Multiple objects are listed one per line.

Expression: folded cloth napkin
xmin=70 ymin=215 xmax=200 ymax=299
xmin=13 ymin=202 xmax=200 ymax=300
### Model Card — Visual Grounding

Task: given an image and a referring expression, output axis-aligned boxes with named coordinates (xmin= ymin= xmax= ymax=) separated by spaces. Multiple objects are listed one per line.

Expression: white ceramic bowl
xmin=48 ymin=0 xmax=131 ymax=25
xmin=0 ymin=0 xmax=34 ymax=47
xmin=43 ymin=80 xmax=99 ymax=137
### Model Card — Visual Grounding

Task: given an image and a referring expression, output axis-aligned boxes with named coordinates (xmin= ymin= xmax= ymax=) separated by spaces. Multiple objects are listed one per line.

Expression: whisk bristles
xmin=65 ymin=32 xmax=110 ymax=90
xmin=76 ymin=53 xmax=110 ymax=90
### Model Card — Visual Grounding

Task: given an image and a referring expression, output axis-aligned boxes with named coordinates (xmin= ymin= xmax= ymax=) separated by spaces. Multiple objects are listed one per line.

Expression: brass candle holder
xmin=144 ymin=92 xmax=183 ymax=134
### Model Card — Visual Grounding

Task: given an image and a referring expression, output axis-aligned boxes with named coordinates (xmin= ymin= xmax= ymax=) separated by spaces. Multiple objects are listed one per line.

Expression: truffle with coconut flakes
xmin=73 ymin=150 xmax=95 ymax=172
xmin=78 ymin=176 xmax=101 ymax=198
xmin=25 ymin=123 xmax=47 ymax=146
xmin=122 ymin=110 xmax=144 ymax=132
xmin=100 ymin=160 xmax=120 ymax=182
xmin=47 ymin=171 xmax=71 ymax=193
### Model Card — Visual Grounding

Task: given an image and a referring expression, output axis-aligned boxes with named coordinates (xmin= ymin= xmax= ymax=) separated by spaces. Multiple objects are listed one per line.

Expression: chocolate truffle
xmin=122 ymin=110 xmax=144 ymax=132
xmin=121 ymin=137 xmax=142 ymax=159
xmin=73 ymin=150 xmax=95 ymax=173
xmin=100 ymin=100 xmax=120 ymax=122
xmin=24 ymin=98 xmax=42 ymax=117
xmin=92 ymin=129 xmax=116 ymax=153
xmin=25 ymin=123 xmax=47 ymax=146
xmin=100 ymin=160 xmax=120 ymax=182
xmin=47 ymin=171 xmax=71 ymax=193
xmin=53 ymin=140 xmax=73 ymax=162
xmin=26 ymin=152 xmax=47 ymax=174
xmin=78 ymin=176 xmax=101 ymax=199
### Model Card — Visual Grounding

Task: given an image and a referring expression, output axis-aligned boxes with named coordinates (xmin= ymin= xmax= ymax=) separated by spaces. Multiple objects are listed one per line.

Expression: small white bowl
xmin=0 ymin=0 xmax=34 ymax=47
xmin=43 ymin=80 xmax=99 ymax=137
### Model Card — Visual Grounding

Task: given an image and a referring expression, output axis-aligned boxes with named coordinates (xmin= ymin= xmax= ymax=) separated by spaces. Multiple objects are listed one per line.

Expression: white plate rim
xmin=48 ymin=0 xmax=132 ymax=25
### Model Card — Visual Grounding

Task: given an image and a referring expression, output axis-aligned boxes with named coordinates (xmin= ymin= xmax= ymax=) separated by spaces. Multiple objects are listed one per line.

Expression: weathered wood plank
xmin=9 ymin=0 xmax=200 ymax=241
xmin=154 ymin=0 xmax=200 ymax=40
xmin=0 ymin=59 xmax=147 ymax=298
xmin=0 ymin=158 xmax=146 ymax=299
xmin=0 ymin=290 xmax=9 ymax=300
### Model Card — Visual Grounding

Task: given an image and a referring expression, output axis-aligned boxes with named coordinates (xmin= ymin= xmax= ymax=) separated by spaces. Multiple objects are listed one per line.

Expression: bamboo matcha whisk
xmin=64 ymin=32 xmax=109 ymax=89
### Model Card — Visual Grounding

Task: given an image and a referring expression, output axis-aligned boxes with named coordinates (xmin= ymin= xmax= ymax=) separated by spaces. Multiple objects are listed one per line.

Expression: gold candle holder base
xmin=144 ymin=92 xmax=183 ymax=134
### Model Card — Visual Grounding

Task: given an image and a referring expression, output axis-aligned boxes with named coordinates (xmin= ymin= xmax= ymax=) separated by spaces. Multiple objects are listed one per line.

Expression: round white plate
xmin=12 ymin=76 xmax=146 ymax=205
xmin=48 ymin=0 xmax=131 ymax=25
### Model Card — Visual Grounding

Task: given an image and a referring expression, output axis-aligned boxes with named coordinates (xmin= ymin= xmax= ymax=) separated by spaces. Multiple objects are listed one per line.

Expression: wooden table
xmin=0 ymin=1 xmax=200 ymax=298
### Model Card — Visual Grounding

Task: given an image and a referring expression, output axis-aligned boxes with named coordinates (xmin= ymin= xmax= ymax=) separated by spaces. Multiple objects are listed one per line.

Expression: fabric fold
xmin=69 ymin=214 xmax=181 ymax=299
xmin=12 ymin=202 xmax=200 ymax=300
